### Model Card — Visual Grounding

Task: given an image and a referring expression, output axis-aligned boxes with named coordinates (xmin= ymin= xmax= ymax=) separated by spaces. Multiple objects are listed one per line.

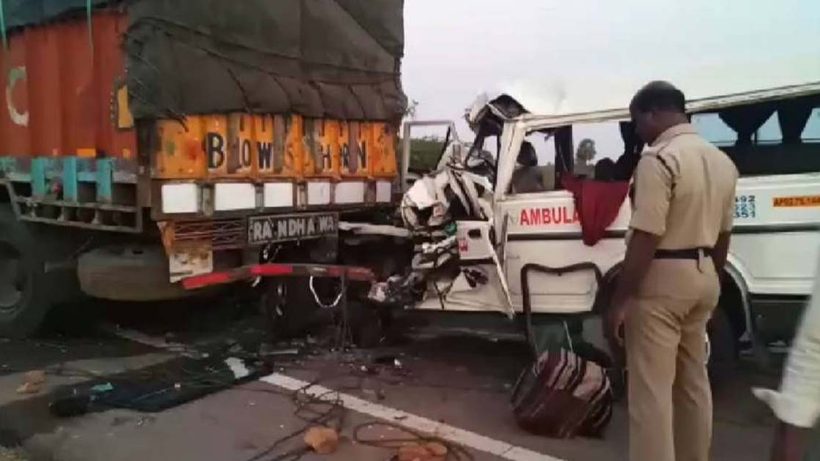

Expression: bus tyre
xmin=0 ymin=210 xmax=51 ymax=338
xmin=707 ymin=307 xmax=737 ymax=382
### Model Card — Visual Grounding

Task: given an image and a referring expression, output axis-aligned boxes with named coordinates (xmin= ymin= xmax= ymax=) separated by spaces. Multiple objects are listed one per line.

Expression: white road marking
xmin=260 ymin=373 xmax=563 ymax=461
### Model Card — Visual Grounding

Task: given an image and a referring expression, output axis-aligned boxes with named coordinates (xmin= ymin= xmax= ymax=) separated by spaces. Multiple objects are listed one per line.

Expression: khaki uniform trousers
xmin=625 ymin=257 xmax=721 ymax=461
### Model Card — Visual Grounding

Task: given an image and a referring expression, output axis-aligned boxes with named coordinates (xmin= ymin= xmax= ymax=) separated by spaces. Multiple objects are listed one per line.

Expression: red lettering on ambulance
xmin=529 ymin=209 xmax=542 ymax=225
xmin=519 ymin=206 xmax=579 ymax=226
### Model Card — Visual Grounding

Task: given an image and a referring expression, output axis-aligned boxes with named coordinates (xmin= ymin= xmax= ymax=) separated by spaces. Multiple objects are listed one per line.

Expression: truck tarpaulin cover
xmin=3 ymin=0 xmax=406 ymax=121
xmin=123 ymin=0 xmax=406 ymax=121
xmin=1 ymin=0 xmax=112 ymax=29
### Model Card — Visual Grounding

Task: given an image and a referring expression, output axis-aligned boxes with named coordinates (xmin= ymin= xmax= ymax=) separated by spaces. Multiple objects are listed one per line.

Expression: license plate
xmin=247 ymin=212 xmax=338 ymax=245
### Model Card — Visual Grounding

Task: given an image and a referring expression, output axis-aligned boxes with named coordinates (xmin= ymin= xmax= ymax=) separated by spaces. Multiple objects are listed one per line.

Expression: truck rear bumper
xmin=181 ymin=263 xmax=376 ymax=290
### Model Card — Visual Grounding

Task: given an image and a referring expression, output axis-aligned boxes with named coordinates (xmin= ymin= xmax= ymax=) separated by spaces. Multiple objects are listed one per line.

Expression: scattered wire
xmin=242 ymin=374 xmax=347 ymax=461
xmin=353 ymin=421 xmax=474 ymax=461
xmin=309 ymin=276 xmax=344 ymax=310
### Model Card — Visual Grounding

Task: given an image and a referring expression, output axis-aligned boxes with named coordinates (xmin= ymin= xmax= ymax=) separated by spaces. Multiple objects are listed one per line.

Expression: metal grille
xmin=172 ymin=218 xmax=246 ymax=250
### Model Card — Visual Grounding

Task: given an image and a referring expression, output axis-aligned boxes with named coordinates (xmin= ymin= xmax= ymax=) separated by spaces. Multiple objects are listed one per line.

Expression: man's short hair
xmin=630 ymin=81 xmax=686 ymax=114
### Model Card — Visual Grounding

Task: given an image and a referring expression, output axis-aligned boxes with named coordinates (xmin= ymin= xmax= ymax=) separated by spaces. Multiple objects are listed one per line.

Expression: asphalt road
xmin=0 ymin=300 xmax=782 ymax=461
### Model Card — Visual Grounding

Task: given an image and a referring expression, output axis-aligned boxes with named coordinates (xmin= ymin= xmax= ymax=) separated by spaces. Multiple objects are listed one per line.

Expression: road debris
xmin=16 ymin=370 xmax=46 ymax=394
xmin=23 ymin=370 xmax=45 ymax=385
xmin=362 ymin=388 xmax=386 ymax=401
xmin=373 ymin=355 xmax=403 ymax=368
xmin=102 ymin=325 xmax=205 ymax=359
xmin=352 ymin=422 xmax=472 ymax=461
xmin=398 ymin=441 xmax=448 ymax=461
xmin=15 ymin=382 xmax=41 ymax=395
xmin=90 ymin=383 xmax=114 ymax=393
xmin=0 ymin=446 xmax=27 ymax=461
xmin=225 ymin=357 xmax=251 ymax=379
xmin=48 ymin=355 xmax=263 ymax=416
xmin=259 ymin=347 xmax=300 ymax=357
xmin=303 ymin=427 xmax=340 ymax=454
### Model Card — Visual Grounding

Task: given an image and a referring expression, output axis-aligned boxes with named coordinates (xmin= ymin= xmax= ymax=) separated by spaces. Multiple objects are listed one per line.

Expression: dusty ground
xmin=0 ymin=299 xmax=782 ymax=461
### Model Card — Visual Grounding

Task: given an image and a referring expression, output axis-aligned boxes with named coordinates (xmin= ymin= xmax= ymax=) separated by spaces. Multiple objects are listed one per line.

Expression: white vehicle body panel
xmin=408 ymin=80 xmax=820 ymax=325
xmin=471 ymin=174 xmax=819 ymax=315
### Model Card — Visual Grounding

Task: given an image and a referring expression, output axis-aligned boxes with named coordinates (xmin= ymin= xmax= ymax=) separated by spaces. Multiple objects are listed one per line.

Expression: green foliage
xmin=407 ymin=137 xmax=445 ymax=172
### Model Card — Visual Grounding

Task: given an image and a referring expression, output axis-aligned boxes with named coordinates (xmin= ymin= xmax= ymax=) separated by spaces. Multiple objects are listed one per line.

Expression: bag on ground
xmin=511 ymin=348 xmax=613 ymax=438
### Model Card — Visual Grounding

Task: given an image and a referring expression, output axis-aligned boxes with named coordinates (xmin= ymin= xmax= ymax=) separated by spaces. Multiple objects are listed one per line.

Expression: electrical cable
xmin=242 ymin=282 xmax=355 ymax=461
xmin=352 ymin=421 xmax=474 ymax=461
xmin=241 ymin=374 xmax=348 ymax=461
xmin=309 ymin=276 xmax=343 ymax=309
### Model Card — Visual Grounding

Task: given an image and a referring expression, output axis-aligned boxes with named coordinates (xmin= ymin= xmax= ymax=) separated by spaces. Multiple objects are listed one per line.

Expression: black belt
xmin=655 ymin=248 xmax=713 ymax=260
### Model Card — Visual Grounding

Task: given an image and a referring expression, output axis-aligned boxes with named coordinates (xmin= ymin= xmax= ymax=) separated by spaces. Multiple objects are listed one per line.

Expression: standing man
xmin=754 ymin=250 xmax=820 ymax=461
xmin=607 ymin=81 xmax=739 ymax=461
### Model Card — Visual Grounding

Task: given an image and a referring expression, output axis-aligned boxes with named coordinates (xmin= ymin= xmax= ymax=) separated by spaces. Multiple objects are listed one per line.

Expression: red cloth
xmin=562 ymin=176 xmax=629 ymax=246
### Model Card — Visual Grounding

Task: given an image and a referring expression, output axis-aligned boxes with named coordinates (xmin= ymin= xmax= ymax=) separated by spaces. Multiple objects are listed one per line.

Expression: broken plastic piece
xmin=90 ymin=382 xmax=114 ymax=393
xmin=304 ymin=426 xmax=339 ymax=454
xmin=16 ymin=381 xmax=42 ymax=394
xmin=260 ymin=348 xmax=299 ymax=357
xmin=397 ymin=442 xmax=448 ymax=461
xmin=24 ymin=370 xmax=46 ymax=385
xmin=224 ymin=357 xmax=251 ymax=379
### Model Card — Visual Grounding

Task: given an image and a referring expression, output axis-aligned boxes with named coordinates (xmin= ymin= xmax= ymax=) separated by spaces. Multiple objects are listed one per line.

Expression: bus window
xmin=757 ymin=113 xmax=783 ymax=144
xmin=693 ymin=97 xmax=820 ymax=177
xmin=569 ymin=121 xmax=642 ymax=181
xmin=692 ymin=113 xmax=737 ymax=147
xmin=571 ymin=121 xmax=626 ymax=180
xmin=509 ymin=133 xmax=556 ymax=194
xmin=802 ymin=108 xmax=820 ymax=142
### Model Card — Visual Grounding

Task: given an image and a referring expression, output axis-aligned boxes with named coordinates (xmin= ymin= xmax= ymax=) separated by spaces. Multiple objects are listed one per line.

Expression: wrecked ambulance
xmin=388 ymin=80 xmax=820 ymax=366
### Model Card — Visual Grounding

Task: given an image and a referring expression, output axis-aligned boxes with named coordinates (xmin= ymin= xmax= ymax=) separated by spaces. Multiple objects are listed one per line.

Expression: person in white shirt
xmin=755 ymin=252 xmax=820 ymax=461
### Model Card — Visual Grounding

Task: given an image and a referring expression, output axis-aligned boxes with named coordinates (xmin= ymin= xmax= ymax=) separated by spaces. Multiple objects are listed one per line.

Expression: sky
xmin=402 ymin=0 xmax=820 ymax=160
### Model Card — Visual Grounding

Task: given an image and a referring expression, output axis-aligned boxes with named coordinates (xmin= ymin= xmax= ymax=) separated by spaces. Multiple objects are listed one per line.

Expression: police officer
xmin=607 ymin=81 xmax=739 ymax=461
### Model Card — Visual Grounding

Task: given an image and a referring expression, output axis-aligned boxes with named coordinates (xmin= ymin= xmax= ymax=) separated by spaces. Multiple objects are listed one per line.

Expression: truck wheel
xmin=0 ymin=210 xmax=50 ymax=338
xmin=77 ymin=245 xmax=194 ymax=302
xmin=707 ymin=307 xmax=738 ymax=382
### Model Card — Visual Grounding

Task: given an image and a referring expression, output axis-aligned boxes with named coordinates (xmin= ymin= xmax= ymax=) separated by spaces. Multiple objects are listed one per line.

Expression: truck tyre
xmin=77 ymin=245 xmax=194 ymax=302
xmin=707 ymin=307 xmax=737 ymax=382
xmin=0 ymin=210 xmax=51 ymax=338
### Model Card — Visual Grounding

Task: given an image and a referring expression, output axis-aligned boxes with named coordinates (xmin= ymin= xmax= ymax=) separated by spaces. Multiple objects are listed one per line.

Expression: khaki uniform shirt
xmin=629 ymin=123 xmax=738 ymax=250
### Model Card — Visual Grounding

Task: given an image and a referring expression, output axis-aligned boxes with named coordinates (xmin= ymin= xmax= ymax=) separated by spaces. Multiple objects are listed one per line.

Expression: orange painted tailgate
xmin=0 ymin=11 xmax=137 ymax=159
xmin=0 ymin=10 xmax=398 ymax=182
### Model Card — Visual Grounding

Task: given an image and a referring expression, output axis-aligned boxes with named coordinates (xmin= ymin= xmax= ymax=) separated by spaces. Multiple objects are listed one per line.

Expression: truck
xmin=0 ymin=0 xmax=407 ymax=337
